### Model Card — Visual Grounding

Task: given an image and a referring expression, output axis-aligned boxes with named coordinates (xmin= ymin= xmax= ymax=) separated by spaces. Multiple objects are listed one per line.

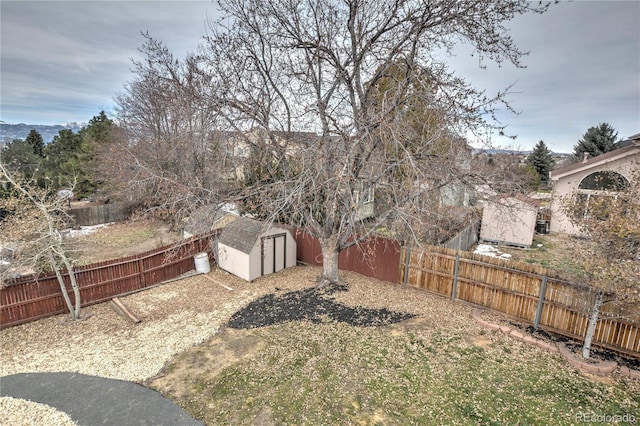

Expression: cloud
xmin=1 ymin=0 xmax=638 ymax=151
xmin=447 ymin=1 xmax=639 ymax=151
xmin=1 ymin=0 xmax=218 ymax=124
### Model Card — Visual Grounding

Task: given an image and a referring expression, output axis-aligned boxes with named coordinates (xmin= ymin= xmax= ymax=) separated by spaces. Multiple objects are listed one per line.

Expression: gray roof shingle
xmin=218 ymin=217 xmax=268 ymax=254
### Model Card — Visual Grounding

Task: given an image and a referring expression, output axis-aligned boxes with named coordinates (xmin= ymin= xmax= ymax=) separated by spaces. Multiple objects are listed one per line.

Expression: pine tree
xmin=573 ymin=123 xmax=619 ymax=160
xmin=526 ymin=140 xmax=554 ymax=183
xmin=25 ymin=130 xmax=44 ymax=157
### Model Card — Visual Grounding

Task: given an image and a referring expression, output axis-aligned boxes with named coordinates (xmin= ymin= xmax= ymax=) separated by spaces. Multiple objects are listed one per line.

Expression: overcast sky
xmin=1 ymin=1 xmax=638 ymax=153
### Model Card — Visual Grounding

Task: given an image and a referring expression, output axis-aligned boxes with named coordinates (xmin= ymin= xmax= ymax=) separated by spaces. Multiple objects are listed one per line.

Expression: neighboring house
xmin=225 ymin=129 xmax=378 ymax=221
xmin=353 ymin=182 xmax=375 ymax=221
xmin=216 ymin=217 xmax=297 ymax=282
xmin=226 ymin=129 xmax=319 ymax=181
xmin=549 ymin=133 xmax=640 ymax=235
xmin=480 ymin=194 xmax=539 ymax=247
xmin=182 ymin=204 xmax=240 ymax=239
xmin=441 ymin=143 xmax=474 ymax=208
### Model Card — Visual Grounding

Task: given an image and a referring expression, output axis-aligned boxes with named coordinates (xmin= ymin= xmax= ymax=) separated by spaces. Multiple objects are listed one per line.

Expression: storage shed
xmin=480 ymin=195 xmax=539 ymax=247
xmin=216 ymin=217 xmax=297 ymax=282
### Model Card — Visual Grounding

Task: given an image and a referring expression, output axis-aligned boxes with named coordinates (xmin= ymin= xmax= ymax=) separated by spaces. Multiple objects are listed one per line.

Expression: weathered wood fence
xmin=0 ymin=230 xmax=220 ymax=329
xmin=441 ymin=221 xmax=480 ymax=251
xmin=293 ymin=229 xmax=402 ymax=283
xmin=69 ymin=203 xmax=133 ymax=226
xmin=2 ymin=225 xmax=638 ymax=359
xmin=399 ymin=244 xmax=640 ymax=358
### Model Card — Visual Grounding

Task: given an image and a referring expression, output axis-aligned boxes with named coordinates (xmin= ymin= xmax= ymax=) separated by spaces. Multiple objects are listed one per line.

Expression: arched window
xmin=575 ymin=170 xmax=630 ymax=222
xmin=578 ymin=171 xmax=629 ymax=191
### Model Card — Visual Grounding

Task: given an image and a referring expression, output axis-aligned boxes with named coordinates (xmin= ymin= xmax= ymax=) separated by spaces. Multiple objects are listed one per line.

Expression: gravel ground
xmin=3 ymin=266 xmax=429 ymax=424
xmin=0 ymin=266 xmax=317 ymax=424
xmin=0 ymin=397 xmax=77 ymax=426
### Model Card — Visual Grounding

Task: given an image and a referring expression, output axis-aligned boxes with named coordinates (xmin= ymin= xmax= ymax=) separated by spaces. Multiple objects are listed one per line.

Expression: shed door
xmin=261 ymin=233 xmax=287 ymax=276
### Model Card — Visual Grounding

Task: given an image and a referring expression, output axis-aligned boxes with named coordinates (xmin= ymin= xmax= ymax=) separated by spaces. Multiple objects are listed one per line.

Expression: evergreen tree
xmin=77 ymin=111 xmax=115 ymax=197
xmin=43 ymin=129 xmax=83 ymax=192
xmin=526 ymin=140 xmax=554 ymax=183
xmin=573 ymin=123 xmax=619 ymax=160
xmin=41 ymin=112 xmax=115 ymax=198
xmin=0 ymin=139 xmax=40 ymax=179
xmin=25 ymin=130 xmax=45 ymax=157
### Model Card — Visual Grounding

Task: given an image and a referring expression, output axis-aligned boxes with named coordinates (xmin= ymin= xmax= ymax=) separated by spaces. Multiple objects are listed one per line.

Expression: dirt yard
xmin=66 ymin=219 xmax=182 ymax=265
xmin=3 ymin=221 xmax=639 ymax=424
xmin=2 ymin=264 xmax=639 ymax=424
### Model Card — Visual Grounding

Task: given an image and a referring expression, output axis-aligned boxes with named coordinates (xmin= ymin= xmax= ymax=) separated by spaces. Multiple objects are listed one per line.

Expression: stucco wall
xmin=550 ymin=149 xmax=639 ymax=234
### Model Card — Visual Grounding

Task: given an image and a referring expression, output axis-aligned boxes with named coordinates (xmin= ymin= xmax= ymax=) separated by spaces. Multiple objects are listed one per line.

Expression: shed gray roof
xmin=218 ymin=217 xmax=269 ymax=255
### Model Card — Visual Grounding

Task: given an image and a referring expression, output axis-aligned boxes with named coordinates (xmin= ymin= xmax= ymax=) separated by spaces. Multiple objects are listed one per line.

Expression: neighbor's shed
xmin=216 ymin=217 xmax=297 ymax=282
xmin=480 ymin=195 xmax=539 ymax=247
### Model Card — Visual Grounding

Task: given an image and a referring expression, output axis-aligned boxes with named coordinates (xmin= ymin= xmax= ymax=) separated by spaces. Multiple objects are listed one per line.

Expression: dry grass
xmin=4 ymin=216 xmax=640 ymax=425
xmin=2 ymin=266 xmax=639 ymax=425
xmin=493 ymin=233 xmax=591 ymax=281
xmin=66 ymin=219 xmax=182 ymax=265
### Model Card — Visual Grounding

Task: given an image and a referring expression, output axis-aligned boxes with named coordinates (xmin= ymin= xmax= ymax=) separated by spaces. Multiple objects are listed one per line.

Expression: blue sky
xmin=1 ymin=0 xmax=638 ymax=153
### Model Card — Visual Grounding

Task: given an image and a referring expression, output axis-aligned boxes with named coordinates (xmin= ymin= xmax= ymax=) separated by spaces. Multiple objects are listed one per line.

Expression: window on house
xmin=578 ymin=171 xmax=629 ymax=191
xmin=575 ymin=171 xmax=630 ymax=222
xmin=364 ymin=187 xmax=374 ymax=203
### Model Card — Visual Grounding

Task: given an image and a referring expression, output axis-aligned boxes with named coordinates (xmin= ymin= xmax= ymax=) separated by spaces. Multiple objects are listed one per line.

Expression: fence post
xmin=403 ymin=245 xmax=411 ymax=287
xmin=451 ymin=255 xmax=460 ymax=301
xmin=533 ymin=276 xmax=548 ymax=330
xmin=138 ymin=258 xmax=146 ymax=288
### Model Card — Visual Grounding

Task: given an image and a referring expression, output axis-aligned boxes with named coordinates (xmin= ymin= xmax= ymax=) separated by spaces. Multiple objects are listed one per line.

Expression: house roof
xmin=218 ymin=216 xmax=269 ymax=254
xmin=184 ymin=204 xmax=239 ymax=235
xmin=488 ymin=193 xmax=539 ymax=209
xmin=550 ymin=140 xmax=640 ymax=181
xmin=512 ymin=193 xmax=540 ymax=208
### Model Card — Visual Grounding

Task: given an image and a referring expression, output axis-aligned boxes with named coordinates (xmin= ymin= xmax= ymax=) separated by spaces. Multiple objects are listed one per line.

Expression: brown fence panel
xmin=338 ymin=238 xmax=401 ymax=283
xmin=403 ymin=250 xmax=455 ymax=295
xmin=593 ymin=315 xmax=640 ymax=357
xmin=293 ymin=229 xmax=323 ymax=266
xmin=1 ymin=230 xmax=220 ymax=329
xmin=0 ymin=274 xmax=67 ymax=326
xmin=399 ymin=244 xmax=639 ymax=359
xmin=293 ymin=230 xmax=401 ymax=283
xmin=456 ymin=260 xmax=542 ymax=322
xmin=69 ymin=203 xmax=133 ymax=227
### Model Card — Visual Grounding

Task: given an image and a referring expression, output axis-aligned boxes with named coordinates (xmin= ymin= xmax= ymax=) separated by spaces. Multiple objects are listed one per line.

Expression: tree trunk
xmin=582 ymin=290 xmax=603 ymax=359
xmin=61 ymin=255 xmax=81 ymax=320
xmin=48 ymin=250 xmax=77 ymax=320
xmin=319 ymin=236 xmax=340 ymax=286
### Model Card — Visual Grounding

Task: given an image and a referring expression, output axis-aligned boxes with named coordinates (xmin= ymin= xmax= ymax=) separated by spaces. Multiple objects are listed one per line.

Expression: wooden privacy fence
xmin=293 ymin=229 xmax=401 ymax=283
xmin=399 ymin=245 xmax=640 ymax=358
xmin=69 ymin=203 xmax=133 ymax=227
xmin=3 ymin=223 xmax=639 ymax=359
xmin=0 ymin=230 xmax=220 ymax=329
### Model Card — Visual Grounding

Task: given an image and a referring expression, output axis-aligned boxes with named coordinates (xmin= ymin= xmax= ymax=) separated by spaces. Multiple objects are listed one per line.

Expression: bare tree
xmin=105 ymin=33 xmax=229 ymax=228
xmin=200 ymin=0 xmax=549 ymax=284
xmin=0 ymin=163 xmax=81 ymax=320
xmin=562 ymin=170 xmax=640 ymax=358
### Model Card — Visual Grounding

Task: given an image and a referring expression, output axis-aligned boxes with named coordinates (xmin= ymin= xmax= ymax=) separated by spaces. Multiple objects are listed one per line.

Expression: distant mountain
xmin=472 ymin=148 xmax=573 ymax=156
xmin=0 ymin=122 xmax=85 ymax=144
xmin=472 ymin=148 xmax=532 ymax=156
